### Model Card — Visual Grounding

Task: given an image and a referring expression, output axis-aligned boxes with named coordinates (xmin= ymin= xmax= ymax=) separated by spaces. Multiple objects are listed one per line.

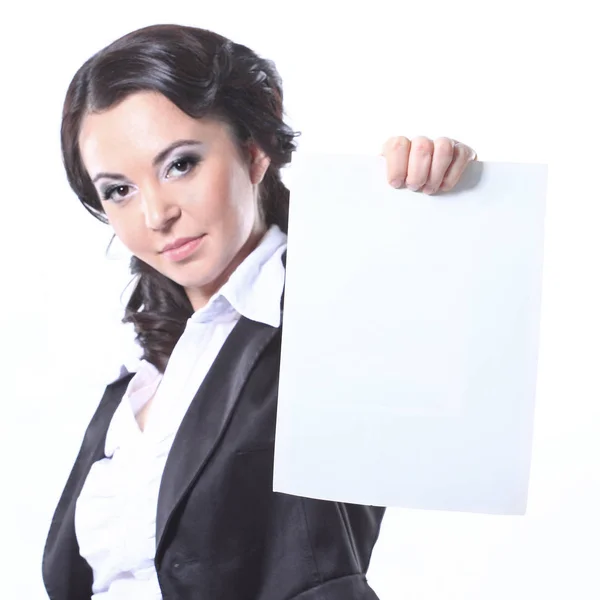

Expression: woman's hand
xmin=381 ymin=136 xmax=477 ymax=195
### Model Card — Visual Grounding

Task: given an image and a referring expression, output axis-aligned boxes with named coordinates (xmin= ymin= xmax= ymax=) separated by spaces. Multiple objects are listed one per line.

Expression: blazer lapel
xmin=155 ymin=316 xmax=280 ymax=559
xmin=42 ymin=375 xmax=133 ymax=600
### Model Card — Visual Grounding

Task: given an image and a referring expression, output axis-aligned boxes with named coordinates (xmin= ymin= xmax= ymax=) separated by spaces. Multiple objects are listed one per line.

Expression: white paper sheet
xmin=274 ymin=154 xmax=548 ymax=515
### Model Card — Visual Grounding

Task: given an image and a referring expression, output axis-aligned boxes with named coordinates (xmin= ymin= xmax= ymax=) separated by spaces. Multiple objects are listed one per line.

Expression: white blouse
xmin=74 ymin=225 xmax=287 ymax=599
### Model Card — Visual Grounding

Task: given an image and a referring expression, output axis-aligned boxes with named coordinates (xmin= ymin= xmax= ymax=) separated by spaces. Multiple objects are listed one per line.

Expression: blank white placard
xmin=274 ymin=154 xmax=548 ymax=515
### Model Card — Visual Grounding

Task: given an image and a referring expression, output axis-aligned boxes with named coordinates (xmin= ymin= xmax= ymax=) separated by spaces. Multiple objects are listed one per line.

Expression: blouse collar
xmin=188 ymin=224 xmax=287 ymax=328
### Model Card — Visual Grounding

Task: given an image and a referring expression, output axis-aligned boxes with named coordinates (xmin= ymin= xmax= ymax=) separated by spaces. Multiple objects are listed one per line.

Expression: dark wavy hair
xmin=61 ymin=24 xmax=299 ymax=373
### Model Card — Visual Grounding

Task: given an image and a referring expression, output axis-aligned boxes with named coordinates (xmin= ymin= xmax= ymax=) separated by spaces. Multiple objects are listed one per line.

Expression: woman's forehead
xmin=78 ymin=93 xmax=226 ymax=171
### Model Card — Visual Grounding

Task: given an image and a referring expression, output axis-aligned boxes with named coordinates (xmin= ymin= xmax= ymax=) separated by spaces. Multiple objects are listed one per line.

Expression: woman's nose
xmin=141 ymin=188 xmax=181 ymax=231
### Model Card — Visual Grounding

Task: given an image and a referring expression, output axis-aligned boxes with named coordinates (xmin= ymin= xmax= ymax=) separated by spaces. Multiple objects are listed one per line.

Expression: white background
xmin=1 ymin=1 xmax=598 ymax=597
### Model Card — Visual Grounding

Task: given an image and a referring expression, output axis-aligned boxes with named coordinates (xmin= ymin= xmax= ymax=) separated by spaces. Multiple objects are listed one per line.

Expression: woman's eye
xmin=103 ymin=185 xmax=131 ymax=202
xmin=166 ymin=156 xmax=200 ymax=178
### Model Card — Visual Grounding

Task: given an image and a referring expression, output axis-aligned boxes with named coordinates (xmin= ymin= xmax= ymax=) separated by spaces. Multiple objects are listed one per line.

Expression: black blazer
xmin=42 ymin=283 xmax=386 ymax=599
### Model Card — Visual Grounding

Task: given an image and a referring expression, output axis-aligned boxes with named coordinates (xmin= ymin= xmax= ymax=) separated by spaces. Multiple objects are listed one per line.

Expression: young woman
xmin=42 ymin=23 xmax=477 ymax=600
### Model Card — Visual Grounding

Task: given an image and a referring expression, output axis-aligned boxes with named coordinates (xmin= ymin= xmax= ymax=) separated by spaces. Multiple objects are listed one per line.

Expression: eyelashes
xmin=100 ymin=153 xmax=202 ymax=203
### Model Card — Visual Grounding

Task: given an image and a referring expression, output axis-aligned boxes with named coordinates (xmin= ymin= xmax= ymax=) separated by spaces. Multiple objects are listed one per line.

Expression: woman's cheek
xmin=109 ymin=217 xmax=146 ymax=257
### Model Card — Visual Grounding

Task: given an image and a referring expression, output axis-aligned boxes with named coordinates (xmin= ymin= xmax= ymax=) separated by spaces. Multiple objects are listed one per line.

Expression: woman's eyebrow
xmin=91 ymin=139 xmax=203 ymax=183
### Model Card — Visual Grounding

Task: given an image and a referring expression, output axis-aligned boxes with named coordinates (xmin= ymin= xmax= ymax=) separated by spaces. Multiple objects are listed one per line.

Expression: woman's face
xmin=78 ymin=91 xmax=270 ymax=310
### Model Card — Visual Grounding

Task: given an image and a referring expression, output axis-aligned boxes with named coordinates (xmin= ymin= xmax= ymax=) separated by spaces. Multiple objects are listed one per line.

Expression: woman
xmin=42 ymin=23 xmax=477 ymax=600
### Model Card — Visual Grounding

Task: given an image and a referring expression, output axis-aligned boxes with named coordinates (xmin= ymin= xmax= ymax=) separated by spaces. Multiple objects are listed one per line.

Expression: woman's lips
xmin=161 ymin=235 xmax=205 ymax=262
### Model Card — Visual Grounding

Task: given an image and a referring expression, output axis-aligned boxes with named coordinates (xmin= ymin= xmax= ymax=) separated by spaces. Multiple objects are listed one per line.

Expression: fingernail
xmin=390 ymin=179 xmax=404 ymax=188
xmin=407 ymin=184 xmax=420 ymax=191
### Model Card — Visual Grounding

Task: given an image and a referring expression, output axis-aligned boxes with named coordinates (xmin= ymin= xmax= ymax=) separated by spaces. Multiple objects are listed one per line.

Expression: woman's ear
xmin=248 ymin=143 xmax=271 ymax=185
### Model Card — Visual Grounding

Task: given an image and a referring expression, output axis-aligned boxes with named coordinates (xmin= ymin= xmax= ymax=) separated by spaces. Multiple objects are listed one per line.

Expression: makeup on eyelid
xmin=100 ymin=153 xmax=202 ymax=202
